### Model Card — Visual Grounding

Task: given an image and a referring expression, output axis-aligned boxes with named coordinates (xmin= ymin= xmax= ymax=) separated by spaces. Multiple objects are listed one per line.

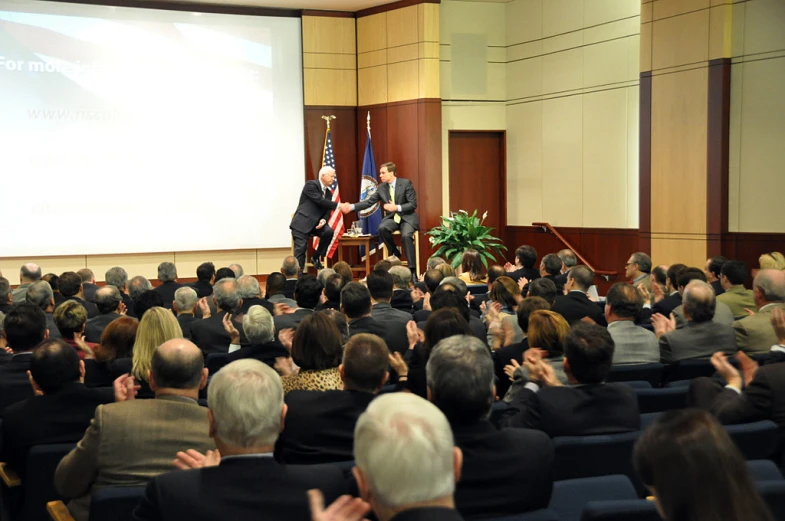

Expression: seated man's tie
xmin=390 ymin=185 xmax=401 ymax=224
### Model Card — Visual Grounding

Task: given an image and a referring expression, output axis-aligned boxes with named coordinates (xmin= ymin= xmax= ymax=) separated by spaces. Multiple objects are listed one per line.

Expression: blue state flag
xmin=359 ymin=128 xmax=381 ymax=259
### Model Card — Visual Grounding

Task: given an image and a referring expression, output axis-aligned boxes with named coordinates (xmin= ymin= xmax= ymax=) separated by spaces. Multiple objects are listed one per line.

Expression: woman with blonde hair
xmin=759 ymin=252 xmax=785 ymax=270
xmin=436 ymin=262 xmax=456 ymax=278
xmin=124 ymin=307 xmax=182 ymax=398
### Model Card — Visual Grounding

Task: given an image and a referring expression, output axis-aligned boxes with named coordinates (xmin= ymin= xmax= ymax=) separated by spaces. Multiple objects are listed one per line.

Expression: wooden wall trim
xmin=44 ymin=0 xmax=300 ymax=16
xmin=358 ymin=98 xmax=441 ymax=110
xmin=639 ymin=72 xmax=653 ymax=254
xmin=356 ymin=0 xmax=439 ymax=18
xmin=707 ymin=58 xmax=731 ymax=257
xmin=301 ymin=9 xmax=354 ymax=18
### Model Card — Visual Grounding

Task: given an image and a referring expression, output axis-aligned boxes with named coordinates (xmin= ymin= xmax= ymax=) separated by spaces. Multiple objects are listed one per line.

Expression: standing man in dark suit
xmin=428 ymin=335 xmax=553 ymax=519
xmin=348 ymin=162 xmax=419 ymax=272
xmin=290 ymin=166 xmax=348 ymax=271
xmin=153 ymin=262 xmax=182 ymax=310
xmin=550 ymin=265 xmax=605 ymax=325
xmin=84 ymin=286 xmax=124 ymax=343
xmin=25 ymin=280 xmax=62 ymax=340
xmin=190 ymin=278 xmax=248 ymax=356
xmin=0 ymin=304 xmax=48 ymax=413
xmin=342 ymin=282 xmax=408 ymax=354
xmin=77 ymin=269 xmax=99 ymax=303
xmin=57 ymin=271 xmax=99 ymax=319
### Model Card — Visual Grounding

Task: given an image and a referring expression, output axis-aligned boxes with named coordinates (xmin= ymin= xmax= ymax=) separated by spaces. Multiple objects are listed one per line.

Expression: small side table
xmin=337 ymin=235 xmax=378 ymax=277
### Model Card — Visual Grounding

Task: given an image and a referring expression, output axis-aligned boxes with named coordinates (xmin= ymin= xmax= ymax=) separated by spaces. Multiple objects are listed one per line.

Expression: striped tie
xmin=390 ymin=185 xmax=400 ymax=223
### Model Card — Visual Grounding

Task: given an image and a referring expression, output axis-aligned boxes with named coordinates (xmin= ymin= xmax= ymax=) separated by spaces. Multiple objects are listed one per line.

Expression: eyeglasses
xmin=625 ymin=262 xmax=635 ymax=267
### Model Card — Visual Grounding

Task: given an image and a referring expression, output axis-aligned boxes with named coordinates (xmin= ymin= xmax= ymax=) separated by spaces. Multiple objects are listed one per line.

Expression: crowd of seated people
xmin=0 ymin=248 xmax=783 ymax=521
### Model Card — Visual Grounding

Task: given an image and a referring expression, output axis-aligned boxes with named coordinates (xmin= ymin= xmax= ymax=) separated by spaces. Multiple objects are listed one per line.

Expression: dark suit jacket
xmin=391 ymin=290 xmax=414 ymax=313
xmin=0 ymin=353 xmax=34 ymax=414
xmin=504 ymin=383 xmax=640 ymax=437
xmin=659 ymin=320 xmax=737 ymax=363
xmin=177 ymin=314 xmax=198 ymax=340
xmin=58 ymin=296 xmax=99 ymax=319
xmin=190 ymin=310 xmax=248 ymax=355
xmin=283 ymin=279 xmax=298 ymax=300
xmin=290 ymin=180 xmax=338 ymax=235
xmin=371 ymin=302 xmax=412 ymax=332
xmin=711 ymin=280 xmax=725 ymax=296
xmin=188 ymin=280 xmax=213 ymax=299
xmin=46 ymin=312 xmax=62 ymax=340
xmin=543 ymin=275 xmax=564 ymax=295
xmin=1 ymin=383 xmax=114 ymax=476
xmin=452 ymin=420 xmax=553 ymax=519
xmin=390 ymin=508 xmax=465 ymax=521
xmin=652 ymin=292 xmax=682 ymax=317
xmin=493 ymin=338 xmax=529 ymax=399
xmin=132 ymin=457 xmax=346 ymax=521
xmin=120 ymin=292 xmax=136 ymax=318
xmin=508 ymin=267 xmax=540 ymax=284
xmin=551 ymin=291 xmax=606 ymax=326
xmin=153 ymin=281 xmax=182 ymax=309
xmin=274 ymin=308 xmax=314 ymax=335
xmin=82 ymin=283 xmax=98 ymax=303
xmin=226 ymin=341 xmax=290 ymax=369
xmin=349 ymin=316 xmax=408 ymax=354
xmin=416 ymin=314 xmax=488 ymax=345
xmin=275 ymin=390 xmax=374 ymax=464
xmin=354 ymin=177 xmax=419 ymax=229
xmin=314 ymin=300 xmax=340 ymax=312
xmin=84 ymin=313 xmax=123 ymax=343
xmin=238 ymin=297 xmax=274 ymax=316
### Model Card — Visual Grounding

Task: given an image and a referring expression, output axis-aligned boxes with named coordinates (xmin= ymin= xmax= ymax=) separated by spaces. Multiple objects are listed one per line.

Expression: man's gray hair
xmin=242 ymin=305 xmax=275 ymax=344
xmin=214 ymin=278 xmax=241 ymax=310
xmin=319 ymin=165 xmax=336 ymax=178
xmin=175 ymin=286 xmax=198 ymax=313
xmin=26 ymin=281 xmax=53 ymax=310
xmin=157 ymin=262 xmax=177 ymax=282
xmin=427 ymin=256 xmax=447 ymax=270
xmin=389 ymin=266 xmax=412 ymax=290
xmin=557 ymin=249 xmax=578 ymax=268
xmin=20 ymin=263 xmax=42 ymax=282
xmin=281 ymin=256 xmax=299 ymax=278
xmin=631 ymin=252 xmax=652 ymax=274
xmin=229 ymin=264 xmax=244 ymax=278
xmin=753 ymin=269 xmax=785 ymax=303
xmin=128 ymin=276 xmax=153 ymax=300
xmin=237 ymin=275 xmax=261 ymax=299
xmin=683 ymin=280 xmax=716 ymax=323
xmin=354 ymin=393 xmax=455 ymax=508
xmin=95 ymin=285 xmax=122 ymax=314
xmin=208 ymin=359 xmax=284 ymax=448
xmin=105 ymin=267 xmax=128 ymax=289
xmin=77 ymin=268 xmax=95 ymax=283
xmin=317 ymin=268 xmax=336 ymax=288
xmin=440 ymin=276 xmax=468 ymax=296
xmin=426 ymin=335 xmax=494 ymax=422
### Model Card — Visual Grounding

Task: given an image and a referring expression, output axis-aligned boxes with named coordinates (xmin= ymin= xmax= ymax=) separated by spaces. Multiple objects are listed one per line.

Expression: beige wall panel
xmin=627 ymin=34 xmax=641 ymax=81
xmin=506 ymin=0 xmax=543 ymax=45
xmin=304 ymin=69 xmax=357 ymax=106
xmin=507 ymin=58 xmax=543 ymax=101
xmin=582 ymin=88 xmax=629 ymax=228
xmin=626 ymin=87 xmax=640 ymax=228
xmin=584 ymin=0 xmax=640 ymax=27
xmin=641 ymin=1 xmax=653 ymax=24
xmin=651 ymin=237 xmax=708 ymax=266
xmin=358 ymin=66 xmax=388 ymax=106
xmin=440 ymin=61 xmax=452 ymax=99
xmin=652 ymin=10 xmax=710 ymax=70
xmin=388 ymin=60 xmax=419 ymax=102
xmin=387 ymin=43 xmax=419 ymax=64
xmin=257 ymin=249 xmax=293 ymax=275
xmin=709 ymin=4 xmax=733 ymax=60
xmin=584 ymin=37 xmax=629 ymax=88
xmin=650 ymin=67 xmax=708 ymax=235
xmin=508 ymin=40 xmax=543 ymax=62
xmin=743 ymin=0 xmax=785 ymax=55
xmin=640 ymin=21 xmax=652 ymax=71
xmin=485 ymin=62 xmax=507 ymax=101
xmin=506 ymin=102 xmax=544 ymax=226
xmin=584 ymin=16 xmax=640 ymax=46
xmin=303 ymin=53 xmax=356 ymax=70
xmin=302 ymin=16 xmax=356 ymax=55
xmin=418 ymin=58 xmax=441 ymax=99
xmin=730 ymin=1 xmax=746 ymax=58
xmin=541 ymin=96 xmax=584 ymax=226
xmin=543 ymin=0 xmax=584 ymax=38
xmin=420 ymin=3 xmax=440 ymax=43
xmin=175 ymin=250 xmax=258 ymax=278
xmin=357 ymin=13 xmax=387 ymax=53
xmin=358 ymin=49 xmax=387 ymax=69
xmin=542 ymin=48 xmax=583 ymax=95
xmin=542 ymin=31 xmax=583 ymax=56
xmin=727 ymin=62 xmax=743 ymax=232
xmin=653 ymin=0 xmax=710 ymax=20
xmin=0 ymin=257 xmax=87 ymax=285
xmin=440 ymin=1 xmax=504 ymax=45
xmin=419 ymin=42 xmax=440 ymax=60
xmin=736 ymin=57 xmax=785 ymax=233
xmin=387 ymin=6 xmax=418 ymax=48
xmin=87 ymin=253 xmax=176 ymax=282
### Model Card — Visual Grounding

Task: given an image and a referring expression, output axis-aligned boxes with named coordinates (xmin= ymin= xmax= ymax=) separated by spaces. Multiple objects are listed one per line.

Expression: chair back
xmin=607 ymin=364 xmax=664 ymax=387
xmin=747 ymin=460 xmax=784 ymax=482
xmin=549 ymin=475 xmax=638 ymax=521
xmin=467 ymin=284 xmax=487 ymax=296
xmin=635 ymin=387 xmax=688 ymax=413
xmin=619 ymin=381 xmax=651 ymax=389
xmin=580 ymin=500 xmax=660 ymax=521
xmin=205 ymin=353 xmax=229 ymax=375
xmin=484 ymin=510 xmax=560 ymax=521
xmin=757 ymin=480 xmax=785 ymax=521
xmin=553 ymin=431 xmax=640 ymax=483
xmin=663 ymin=359 xmax=715 ymax=382
xmin=725 ymin=420 xmax=780 ymax=460
xmin=89 ymin=486 xmax=146 ymax=521
xmin=24 ymin=443 xmax=76 ymax=521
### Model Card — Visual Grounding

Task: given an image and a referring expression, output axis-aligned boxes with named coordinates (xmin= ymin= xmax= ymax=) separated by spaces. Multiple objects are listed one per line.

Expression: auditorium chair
xmin=725 ymin=420 xmax=780 ymax=461
xmin=606 ymin=363 xmax=664 ymax=388
xmin=205 ymin=353 xmax=229 ymax=376
xmin=48 ymin=485 xmax=147 ymax=521
xmin=484 ymin=510 xmax=559 ymax=521
xmin=552 ymin=431 xmax=640 ymax=484
xmin=380 ymin=230 xmax=420 ymax=274
xmin=634 ymin=387 xmax=688 ymax=413
xmin=619 ymin=381 xmax=651 ymax=389
xmin=639 ymin=412 xmax=661 ymax=430
xmin=747 ymin=460 xmax=784 ymax=482
xmin=579 ymin=500 xmax=661 ymax=521
xmin=662 ymin=359 xmax=716 ymax=383
xmin=467 ymin=284 xmax=487 ymax=296
xmin=757 ymin=480 xmax=785 ymax=520
xmin=549 ymin=475 xmax=638 ymax=521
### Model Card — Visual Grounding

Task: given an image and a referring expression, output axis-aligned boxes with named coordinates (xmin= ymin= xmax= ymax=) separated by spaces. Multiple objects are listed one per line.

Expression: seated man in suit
xmin=56 ymin=339 xmax=215 ymax=521
xmin=273 ymin=275 xmax=322 ymax=334
xmin=389 ymin=266 xmax=415 ymax=312
xmin=105 ymin=267 xmax=136 ymax=318
xmin=191 ymin=278 xmax=248 ymax=355
xmin=275 ymin=333 xmax=388 ymax=464
xmin=0 ymin=304 xmax=48 ymax=412
xmin=654 ymin=281 xmax=737 ymax=363
xmin=153 ymin=262 xmax=182 ymax=310
xmin=705 ymin=256 xmax=727 ymax=296
xmin=625 ymin=252 xmax=653 ymax=291
xmin=290 ymin=167 xmax=348 ymax=271
xmin=504 ymin=244 xmax=540 ymax=284
xmin=342 ymin=282 xmax=408 ymax=354
xmin=84 ymin=286 xmax=124 ymax=343
xmin=539 ymin=254 xmax=565 ymax=295
xmin=281 ymin=256 xmax=300 ymax=298
xmin=173 ymin=287 xmax=199 ymax=340
xmin=133 ymin=290 xmax=164 ymax=320
xmin=369 ymin=270 xmax=413 ymax=332
xmin=689 ymin=307 xmax=785 ymax=428
xmin=265 ymin=272 xmax=297 ymax=309
xmin=11 ymin=263 xmax=42 ymax=303
xmin=717 ymin=260 xmax=756 ymax=319
xmin=604 ymin=283 xmax=659 ymax=365
xmin=413 ymin=269 xmax=445 ymax=313
xmin=551 ymin=265 xmax=605 ymax=325
xmin=1 ymin=340 xmax=120 ymax=477
xmin=428 ymin=335 xmax=553 ymax=519
xmin=733 ymin=269 xmax=785 ymax=355
xmin=128 ymin=275 xmax=154 ymax=301
xmin=671 ymin=268 xmax=735 ymax=327
xmin=226 ymin=305 xmax=290 ymax=371
xmin=236 ymin=275 xmax=274 ymax=315
xmin=56 ymin=271 xmax=99 ymax=319
xmin=0 ymin=276 xmax=12 ymax=314
xmin=503 ymin=323 xmax=640 ymax=436
xmin=527 ymin=277 xmax=558 ymax=306
xmin=314 ymin=273 xmax=343 ymax=311
xmin=77 ymin=269 xmax=99 ymax=303
xmin=555 ymin=249 xmax=577 ymax=288
xmin=133 ymin=359 xmax=346 ymax=521
xmin=651 ymin=264 xmax=687 ymax=317
xmin=26 ymin=280 xmax=62 ymax=340
xmin=416 ymin=282 xmax=487 ymax=344
xmin=188 ymin=262 xmax=215 ymax=299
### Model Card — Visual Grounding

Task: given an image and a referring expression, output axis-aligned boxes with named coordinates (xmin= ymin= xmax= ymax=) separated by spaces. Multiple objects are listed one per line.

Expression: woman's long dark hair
xmin=291 ymin=312 xmax=343 ymax=371
xmin=633 ymin=409 xmax=774 ymax=521
xmin=461 ymin=249 xmax=485 ymax=282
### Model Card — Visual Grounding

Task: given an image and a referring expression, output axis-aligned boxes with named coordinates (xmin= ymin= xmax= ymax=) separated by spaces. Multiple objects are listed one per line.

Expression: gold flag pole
xmin=366 ymin=111 xmax=371 ymax=136
xmin=321 ymin=114 xmax=336 ymax=129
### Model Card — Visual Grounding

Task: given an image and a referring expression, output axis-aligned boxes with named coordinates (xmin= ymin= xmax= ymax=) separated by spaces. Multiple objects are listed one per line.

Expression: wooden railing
xmin=532 ymin=222 xmax=618 ymax=281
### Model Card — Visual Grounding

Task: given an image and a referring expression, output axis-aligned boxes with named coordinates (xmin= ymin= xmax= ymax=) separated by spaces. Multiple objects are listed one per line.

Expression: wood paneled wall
xmin=302 ymin=15 xmax=357 ymax=106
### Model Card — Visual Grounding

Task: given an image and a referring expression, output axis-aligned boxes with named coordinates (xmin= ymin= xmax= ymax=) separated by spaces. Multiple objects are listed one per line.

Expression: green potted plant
xmin=426 ymin=210 xmax=507 ymax=268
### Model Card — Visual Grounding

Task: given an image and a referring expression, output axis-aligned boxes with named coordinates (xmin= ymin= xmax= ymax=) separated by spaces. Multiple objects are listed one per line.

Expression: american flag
xmin=313 ymin=128 xmax=345 ymax=258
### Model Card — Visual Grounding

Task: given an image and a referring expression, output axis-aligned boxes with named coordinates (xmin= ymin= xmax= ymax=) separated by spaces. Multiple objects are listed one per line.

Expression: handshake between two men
xmin=335 ymin=201 xmax=399 ymax=215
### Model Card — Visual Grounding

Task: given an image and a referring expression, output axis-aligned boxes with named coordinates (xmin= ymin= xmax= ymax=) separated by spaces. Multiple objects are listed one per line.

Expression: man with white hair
xmin=133 ymin=359 xmax=346 ymax=521
xmin=26 ymin=280 xmax=62 ymax=340
xmin=153 ymin=262 xmax=182 ymax=310
xmin=173 ymin=286 xmax=200 ymax=340
xmin=237 ymin=275 xmax=273 ymax=315
xmin=190 ymin=278 xmax=248 ymax=355
xmin=105 ymin=267 xmax=136 ymax=318
xmin=12 ymin=263 xmax=42 ymax=303
xmin=228 ymin=263 xmax=244 ymax=278
xmin=289 ymin=166 xmax=350 ymax=271
xmin=226 ymin=305 xmax=289 ymax=371
xmin=733 ymin=269 xmax=785 ymax=355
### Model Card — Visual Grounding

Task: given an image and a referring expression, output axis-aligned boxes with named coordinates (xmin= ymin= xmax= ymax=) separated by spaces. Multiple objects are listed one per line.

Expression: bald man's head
xmin=151 ymin=339 xmax=205 ymax=390
xmin=753 ymin=269 xmax=785 ymax=306
xmin=683 ymin=280 xmax=716 ymax=323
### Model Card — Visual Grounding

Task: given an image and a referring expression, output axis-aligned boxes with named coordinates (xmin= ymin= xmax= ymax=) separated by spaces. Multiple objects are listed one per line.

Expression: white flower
xmin=429 ymin=236 xmax=436 ymax=245
xmin=482 ymin=211 xmax=488 ymax=221
xmin=458 ymin=209 xmax=468 ymax=214
xmin=446 ymin=217 xmax=454 ymax=221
